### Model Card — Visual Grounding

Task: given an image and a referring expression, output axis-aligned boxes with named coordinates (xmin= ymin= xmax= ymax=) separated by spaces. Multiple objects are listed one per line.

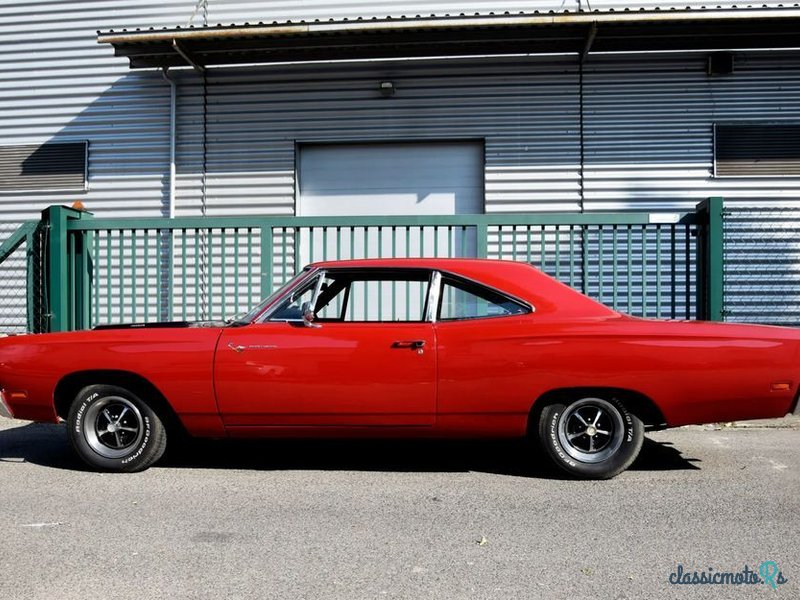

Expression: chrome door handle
xmin=391 ymin=340 xmax=426 ymax=350
xmin=228 ymin=342 xmax=246 ymax=353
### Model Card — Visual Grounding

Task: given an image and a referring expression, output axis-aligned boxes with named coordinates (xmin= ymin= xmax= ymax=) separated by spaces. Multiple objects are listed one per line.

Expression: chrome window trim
xmin=310 ymin=269 xmax=327 ymax=307
xmin=425 ymin=271 xmax=442 ymax=324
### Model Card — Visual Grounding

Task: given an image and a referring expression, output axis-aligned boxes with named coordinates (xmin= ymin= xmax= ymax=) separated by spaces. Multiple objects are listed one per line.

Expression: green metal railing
xmin=0 ymin=200 xmax=725 ymax=333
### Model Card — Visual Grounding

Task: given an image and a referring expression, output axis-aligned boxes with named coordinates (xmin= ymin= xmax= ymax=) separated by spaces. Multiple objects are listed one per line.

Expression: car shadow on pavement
xmin=0 ymin=421 xmax=701 ymax=477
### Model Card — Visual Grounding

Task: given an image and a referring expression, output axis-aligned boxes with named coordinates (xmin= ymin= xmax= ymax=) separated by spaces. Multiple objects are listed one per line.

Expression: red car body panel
xmin=0 ymin=327 xmax=227 ymax=436
xmin=1 ymin=258 xmax=798 ymax=438
xmin=215 ymin=322 xmax=436 ymax=426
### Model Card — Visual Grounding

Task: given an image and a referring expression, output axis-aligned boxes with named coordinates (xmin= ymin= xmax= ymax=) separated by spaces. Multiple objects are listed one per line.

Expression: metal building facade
xmin=169 ymin=51 xmax=800 ymax=218
xmin=1 ymin=1 xmax=800 ymax=330
xmin=205 ymin=1 xmax=796 ymax=23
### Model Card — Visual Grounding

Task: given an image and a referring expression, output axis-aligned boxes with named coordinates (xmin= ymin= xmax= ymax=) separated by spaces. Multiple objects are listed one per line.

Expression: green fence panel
xmin=0 ymin=205 xmax=718 ymax=332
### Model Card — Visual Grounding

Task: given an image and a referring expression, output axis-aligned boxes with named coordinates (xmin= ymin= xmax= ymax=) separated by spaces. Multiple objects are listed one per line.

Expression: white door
xmin=296 ymin=141 xmax=483 ymax=267
xmin=298 ymin=141 xmax=484 ymax=217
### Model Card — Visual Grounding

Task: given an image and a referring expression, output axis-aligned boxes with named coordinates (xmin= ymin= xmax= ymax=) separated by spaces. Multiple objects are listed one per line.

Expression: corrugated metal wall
xmin=173 ymin=48 xmax=800 ymax=325
xmin=0 ymin=1 xmax=196 ymax=222
xmin=590 ymin=1 xmax=792 ymax=10
xmin=0 ymin=1 xmax=198 ymax=331
xmin=172 ymin=51 xmax=800 ymax=217
xmin=2 ymin=1 xmax=800 ymax=330
xmin=584 ymin=52 xmax=800 ymax=212
xmin=206 ymin=1 xmax=795 ymax=24
xmin=174 ymin=56 xmax=581 ymax=217
xmin=207 ymin=1 xmax=578 ymax=23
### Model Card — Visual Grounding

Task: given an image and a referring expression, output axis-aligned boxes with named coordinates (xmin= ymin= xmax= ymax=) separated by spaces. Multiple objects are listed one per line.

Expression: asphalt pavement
xmin=0 ymin=417 xmax=798 ymax=600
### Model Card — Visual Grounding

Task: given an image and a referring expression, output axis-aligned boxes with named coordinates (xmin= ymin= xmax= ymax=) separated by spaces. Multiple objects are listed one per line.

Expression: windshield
xmin=226 ymin=268 xmax=315 ymax=325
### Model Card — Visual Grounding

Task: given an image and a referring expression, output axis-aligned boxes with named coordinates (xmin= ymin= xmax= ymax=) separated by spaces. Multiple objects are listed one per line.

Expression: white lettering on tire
xmin=548 ymin=410 xmax=576 ymax=467
xmin=120 ymin=416 xmax=150 ymax=465
xmin=74 ymin=393 xmax=99 ymax=433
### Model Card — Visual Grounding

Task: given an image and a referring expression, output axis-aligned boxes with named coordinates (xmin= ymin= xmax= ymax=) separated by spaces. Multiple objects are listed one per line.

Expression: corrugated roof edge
xmin=96 ymin=5 xmax=800 ymax=35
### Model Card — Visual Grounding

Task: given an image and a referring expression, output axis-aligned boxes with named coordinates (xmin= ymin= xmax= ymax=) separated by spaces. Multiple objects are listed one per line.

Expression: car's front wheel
xmin=537 ymin=395 xmax=644 ymax=479
xmin=67 ymin=384 xmax=167 ymax=472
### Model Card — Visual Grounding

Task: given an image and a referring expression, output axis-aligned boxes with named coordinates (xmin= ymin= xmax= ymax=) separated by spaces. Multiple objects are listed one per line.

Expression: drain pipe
xmin=159 ymin=67 xmax=177 ymax=322
xmin=161 ymin=67 xmax=177 ymax=218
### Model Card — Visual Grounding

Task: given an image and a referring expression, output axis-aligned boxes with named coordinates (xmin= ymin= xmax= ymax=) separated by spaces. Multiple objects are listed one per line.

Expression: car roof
xmin=309 ymin=258 xmax=616 ymax=318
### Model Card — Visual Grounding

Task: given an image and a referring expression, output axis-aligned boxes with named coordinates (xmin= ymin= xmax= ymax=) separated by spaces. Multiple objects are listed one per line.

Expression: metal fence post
xmin=25 ymin=229 xmax=35 ymax=333
xmin=476 ymin=221 xmax=488 ymax=258
xmin=260 ymin=225 xmax=274 ymax=297
xmin=42 ymin=205 xmax=93 ymax=332
xmin=696 ymin=197 xmax=725 ymax=321
xmin=74 ymin=225 xmax=94 ymax=330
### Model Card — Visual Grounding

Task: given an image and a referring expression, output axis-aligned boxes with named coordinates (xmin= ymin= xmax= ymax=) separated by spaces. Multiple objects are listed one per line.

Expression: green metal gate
xmin=1 ymin=200 xmax=724 ymax=333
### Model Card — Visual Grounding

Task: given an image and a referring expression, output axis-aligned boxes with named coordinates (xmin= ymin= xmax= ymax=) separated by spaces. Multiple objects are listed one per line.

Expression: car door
xmin=214 ymin=268 xmax=437 ymax=427
xmin=432 ymin=273 xmax=534 ymax=429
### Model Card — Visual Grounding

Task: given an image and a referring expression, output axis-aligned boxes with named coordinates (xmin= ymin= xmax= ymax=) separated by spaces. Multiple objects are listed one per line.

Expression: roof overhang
xmin=98 ymin=8 xmax=800 ymax=69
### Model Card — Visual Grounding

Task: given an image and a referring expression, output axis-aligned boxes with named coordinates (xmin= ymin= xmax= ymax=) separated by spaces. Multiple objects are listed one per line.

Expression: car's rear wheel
xmin=67 ymin=384 xmax=167 ymax=472
xmin=537 ymin=395 xmax=643 ymax=479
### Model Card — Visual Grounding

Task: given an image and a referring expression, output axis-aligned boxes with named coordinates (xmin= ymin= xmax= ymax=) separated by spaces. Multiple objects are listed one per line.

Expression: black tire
xmin=67 ymin=384 xmax=167 ymax=472
xmin=537 ymin=395 xmax=643 ymax=480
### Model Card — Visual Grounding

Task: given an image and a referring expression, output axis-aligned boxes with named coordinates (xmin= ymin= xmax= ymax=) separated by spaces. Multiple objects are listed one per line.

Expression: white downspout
xmin=161 ymin=67 xmax=177 ymax=218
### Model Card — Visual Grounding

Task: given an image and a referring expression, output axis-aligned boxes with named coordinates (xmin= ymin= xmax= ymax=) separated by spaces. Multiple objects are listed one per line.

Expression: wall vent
xmin=0 ymin=141 xmax=87 ymax=192
xmin=714 ymin=124 xmax=800 ymax=177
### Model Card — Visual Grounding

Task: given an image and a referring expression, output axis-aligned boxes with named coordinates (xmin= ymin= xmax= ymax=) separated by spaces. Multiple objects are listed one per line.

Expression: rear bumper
xmin=0 ymin=389 xmax=14 ymax=419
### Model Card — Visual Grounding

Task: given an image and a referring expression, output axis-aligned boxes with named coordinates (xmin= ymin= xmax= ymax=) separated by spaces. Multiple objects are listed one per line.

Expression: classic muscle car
xmin=1 ymin=258 xmax=798 ymax=478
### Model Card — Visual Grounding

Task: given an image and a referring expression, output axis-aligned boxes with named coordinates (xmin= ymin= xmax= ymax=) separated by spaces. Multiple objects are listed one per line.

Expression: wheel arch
xmin=528 ymin=386 xmax=667 ymax=433
xmin=54 ymin=370 xmax=186 ymax=436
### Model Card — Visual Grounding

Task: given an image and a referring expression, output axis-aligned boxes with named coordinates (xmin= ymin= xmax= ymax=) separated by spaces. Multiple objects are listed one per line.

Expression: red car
xmin=1 ymin=258 xmax=798 ymax=478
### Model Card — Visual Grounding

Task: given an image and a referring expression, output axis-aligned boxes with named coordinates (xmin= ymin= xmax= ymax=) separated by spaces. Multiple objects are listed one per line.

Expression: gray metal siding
xmin=0 ymin=1 xmax=195 ymax=226
xmin=207 ymin=1 xmax=580 ymax=23
xmin=174 ymin=57 xmax=581 ymax=217
xmin=0 ymin=1 xmax=196 ymax=331
xmin=173 ymin=52 xmax=800 ymax=217
xmin=1 ymin=1 xmax=800 ymax=331
xmin=206 ymin=1 xmax=795 ymax=24
xmin=584 ymin=52 xmax=800 ymax=212
xmin=590 ymin=1 xmax=792 ymax=9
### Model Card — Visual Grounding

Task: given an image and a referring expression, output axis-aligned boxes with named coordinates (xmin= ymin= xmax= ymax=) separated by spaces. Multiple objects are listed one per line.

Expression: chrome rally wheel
xmin=537 ymin=394 xmax=644 ymax=480
xmin=82 ymin=396 xmax=145 ymax=459
xmin=67 ymin=384 xmax=167 ymax=472
xmin=557 ymin=398 xmax=625 ymax=464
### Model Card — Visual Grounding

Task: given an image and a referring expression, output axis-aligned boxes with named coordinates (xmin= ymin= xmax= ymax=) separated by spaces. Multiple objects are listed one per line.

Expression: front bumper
xmin=0 ymin=389 xmax=14 ymax=419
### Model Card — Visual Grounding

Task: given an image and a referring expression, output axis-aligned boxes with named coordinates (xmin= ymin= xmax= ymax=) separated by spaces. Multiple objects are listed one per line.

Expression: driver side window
xmin=268 ymin=269 xmax=431 ymax=322
xmin=268 ymin=275 xmax=326 ymax=321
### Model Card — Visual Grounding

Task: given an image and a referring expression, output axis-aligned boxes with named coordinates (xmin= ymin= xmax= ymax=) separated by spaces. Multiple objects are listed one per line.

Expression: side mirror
xmin=300 ymin=301 xmax=321 ymax=328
